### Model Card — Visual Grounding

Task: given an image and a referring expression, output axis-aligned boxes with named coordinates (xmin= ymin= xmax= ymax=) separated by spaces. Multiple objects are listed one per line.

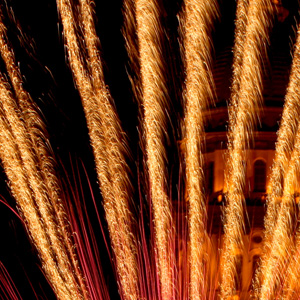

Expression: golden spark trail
xmin=254 ymin=23 xmax=300 ymax=300
xmin=57 ymin=0 xmax=112 ymax=209
xmin=280 ymin=252 xmax=300 ymax=300
xmin=280 ymin=215 xmax=300 ymax=300
xmin=0 ymin=16 xmax=89 ymax=299
xmin=257 ymin=125 xmax=300 ymax=300
xmin=57 ymin=1 xmax=139 ymax=299
xmin=228 ymin=0 xmax=249 ymax=129
xmin=221 ymin=0 xmax=273 ymax=298
xmin=0 ymin=75 xmax=84 ymax=299
xmin=78 ymin=0 xmax=139 ymax=298
xmin=181 ymin=0 xmax=217 ymax=298
xmin=136 ymin=0 xmax=174 ymax=298
xmin=122 ymin=0 xmax=142 ymax=106
xmin=262 ymin=22 xmax=300 ymax=254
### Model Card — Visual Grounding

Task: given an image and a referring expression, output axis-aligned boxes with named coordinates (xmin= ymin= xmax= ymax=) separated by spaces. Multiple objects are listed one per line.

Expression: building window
xmin=205 ymin=161 xmax=214 ymax=194
xmin=254 ymin=160 xmax=266 ymax=192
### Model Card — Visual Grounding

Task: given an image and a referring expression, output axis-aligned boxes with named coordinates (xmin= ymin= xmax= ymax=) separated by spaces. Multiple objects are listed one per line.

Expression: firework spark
xmin=254 ymin=21 xmax=300 ymax=300
xmin=228 ymin=0 xmax=249 ymax=128
xmin=122 ymin=0 xmax=142 ymax=107
xmin=0 ymin=75 xmax=86 ymax=300
xmin=280 ymin=209 xmax=300 ymax=300
xmin=0 ymin=1 xmax=298 ymax=299
xmin=257 ymin=128 xmax=299 ymax=300
xmin=262 ymin=16 xmax=300 ymax=257
xmin=135 ymin=0 xmax=174 ymax=298
xmin=0 ymin=261 xmax=23 ymax=300
xmin=0 ymin=12 xmax=88 ymax=300
xmin=57 ymin=0 xmax=139 ymax=299
xmin=221 ymin=0 xmax=273 ymax=297
xmin=180 ymin=0 xmax=217 ymax=298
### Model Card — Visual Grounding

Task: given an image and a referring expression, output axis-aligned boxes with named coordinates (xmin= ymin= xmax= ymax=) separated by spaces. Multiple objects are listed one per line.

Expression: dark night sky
xmin=0 ymin=0 xmax=299 ymax=298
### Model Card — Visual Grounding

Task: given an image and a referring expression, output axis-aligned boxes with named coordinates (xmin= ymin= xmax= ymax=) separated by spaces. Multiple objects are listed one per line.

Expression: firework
xmin=263 ymin=15 xmax=300 ymax=256
xmin=122 ymin=0 xmax=142 ymax=107
xmin=228 ymin=0 xmax=249 ymax=127
xmin=254 ymin=21 xmax=300 ymax=300
xmin=135 ymin=0 xmax=174 ymax=298
xmin=258 ymin=129 xmax=299 ymax=300
xmin=221 ymin=0 xmax=273 ymax=297
xmin=180 ymin=0 xmax=217 ymax=298
xmin=280 ymin=213 xmax=300 ymax=300
xmin=0 ymin=1 xmax=298 ymax=299
xmin=0 ymin=12 xmax=88 ymax=299
xmin=57 ymin=0 xmax=139 ymax=299
xmin=0 ymin=262 xmax=22 ymax=300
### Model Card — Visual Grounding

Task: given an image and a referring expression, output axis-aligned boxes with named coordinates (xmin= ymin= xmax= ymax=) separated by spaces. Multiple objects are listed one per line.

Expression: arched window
xmin=254 ymin=160 xmax=266 ymax=192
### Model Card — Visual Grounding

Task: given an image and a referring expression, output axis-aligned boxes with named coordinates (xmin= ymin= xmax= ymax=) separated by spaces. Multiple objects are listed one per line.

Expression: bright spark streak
xmin=57 ymin=1 xmax=139 ymax=299
xmin=122 ymin=0 xmax=142 ymax=106
xmin=181 ymin=0 xmax=217 ymax=298
xmin=0 ymin=15 xmax=89 ymax=300
xmin=262 ymin=15 xmax=300 ymax=261
xmin=258 ymin=130 xmax=299 ymax=300
xmin=280 ymin=214 xmax=300 ymax=300
xmin=135 ymin=0 xmax=174 ymax=299
xmin=228 ymin=0 xmax=249 ymax=128
xmin=78 ymin=1 xmax=139 ymax=299
xmin=0 ymin=77 xmax=83 ymax=300
xmin=221 ymin=0 xmax=273 ymax=298
xmin=0 ymin=14 xmax=88 ymax=300
xmin=255 ymin=22 xmax=300 ymax=300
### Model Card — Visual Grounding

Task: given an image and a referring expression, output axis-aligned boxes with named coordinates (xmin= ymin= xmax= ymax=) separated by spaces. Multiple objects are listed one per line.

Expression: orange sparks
xmin=221 ymin=0 xmax=273 ymax=298
xmin=135 ymin=0 xmax=174 ymax=298
xmin=57 ymin=0 xmax=139 ymax=299
xmin=181 ymin=0 xmax=217 ymax=298
xmin=255 ymin=21 xmax=300 ymax=300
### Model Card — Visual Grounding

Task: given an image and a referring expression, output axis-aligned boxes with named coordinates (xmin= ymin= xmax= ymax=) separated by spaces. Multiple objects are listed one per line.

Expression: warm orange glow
xmin=136 ymin=0 xmax=174 ymax=299
xmin=181 ymin=0 xmax=217 ymax=298
xmin=1 ymin=1 xmax=300 ymax=299
xmin=255 ymin=24 xmax=300 ymax=299
xmin=221 ymin=0 xmax=273 ymax=298
xmin=0 ymin=12 xmax=88 ymax=300
xmin=57 ymin=1 xmax=139 ymax=299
